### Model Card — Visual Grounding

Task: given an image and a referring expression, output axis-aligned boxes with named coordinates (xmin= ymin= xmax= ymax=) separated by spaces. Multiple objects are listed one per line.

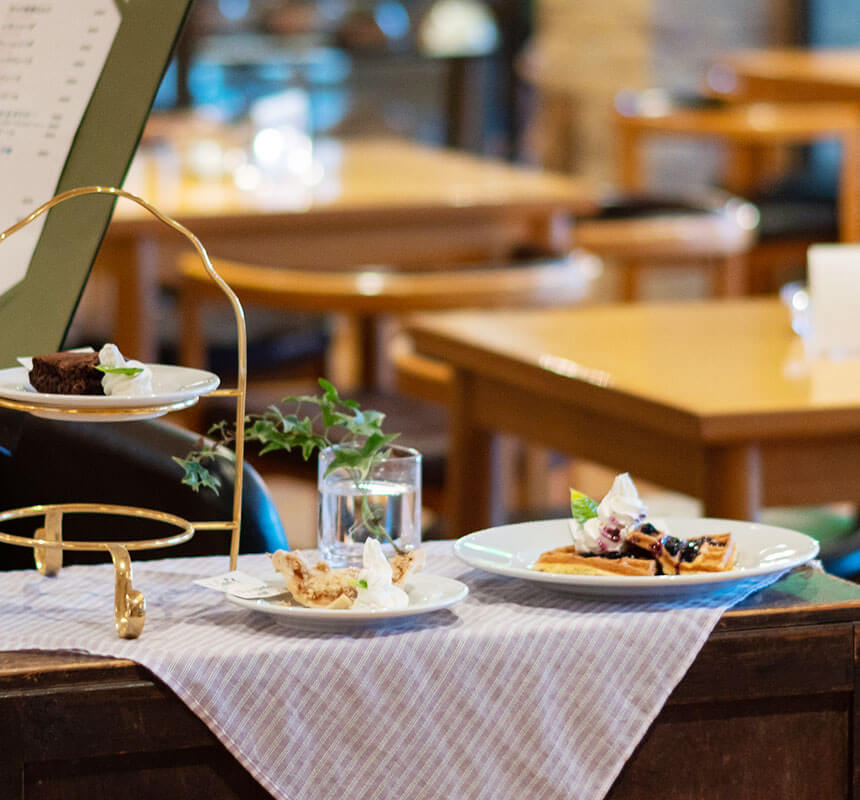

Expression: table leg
xmin=445 ymin=370 xmax=494 ymax=537
xmin=713 ymin=253 xmax=748 ymax=297
xmin=616 ymin=126 xmax=644 ymax=191
xmin=703 ymin=443 xmax=763 ymax=521
xmin=100 ymin=235 xmax=160 ymax=363
xmin=838 ymin=127 xmax=860 ymax=242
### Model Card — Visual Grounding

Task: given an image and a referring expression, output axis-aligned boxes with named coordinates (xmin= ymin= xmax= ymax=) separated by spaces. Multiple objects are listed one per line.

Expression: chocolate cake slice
xmin=29 ymin=352 xmax=103 ymax=395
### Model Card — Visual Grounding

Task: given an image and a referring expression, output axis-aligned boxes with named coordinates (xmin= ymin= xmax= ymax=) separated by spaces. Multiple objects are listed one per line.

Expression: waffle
xmin=532 ymin=546 xmax=657 ymax=577
xmin=676 ymin=533 xmax=737 ymax=573
xmin=533 ymin=530 xmax=738 ymax=577
xmin=625 ymin=529 xmax=681 ymax=575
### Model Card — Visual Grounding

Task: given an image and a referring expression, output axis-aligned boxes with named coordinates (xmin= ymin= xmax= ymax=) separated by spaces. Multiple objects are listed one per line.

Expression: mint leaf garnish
xmin=348 ymin=578 xmax=369 ymax=589
xmin=95 ymin=365 xmax=144 ymax=377
xmin=570 ymin=489 xmax=598 ymax=524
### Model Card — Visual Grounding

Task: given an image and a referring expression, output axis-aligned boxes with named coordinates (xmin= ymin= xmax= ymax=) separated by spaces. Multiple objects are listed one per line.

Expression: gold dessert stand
xmin=0 ymin=186 xmax=248 ymax=638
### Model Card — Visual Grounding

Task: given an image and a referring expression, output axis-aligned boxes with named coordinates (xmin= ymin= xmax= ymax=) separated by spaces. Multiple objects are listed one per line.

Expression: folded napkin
xmin=0 ymin=542 xmax=786 ymax=800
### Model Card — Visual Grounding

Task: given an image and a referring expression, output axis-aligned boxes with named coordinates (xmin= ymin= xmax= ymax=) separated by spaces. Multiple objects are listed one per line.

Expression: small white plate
xmin=0 ymin=365 xmax=220 ymax=421
xmin=227 ymin=573 xmax=469 ymax=629
xmin=454 ymin=517 xmax=819 ymax=597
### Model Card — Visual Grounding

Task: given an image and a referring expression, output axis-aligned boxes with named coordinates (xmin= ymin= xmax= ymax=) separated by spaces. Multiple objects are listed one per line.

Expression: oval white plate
xmin=454 ymin=517 xmax=819 ymax=597
xmin=0 ymin=364 xmax=220 ymax=421
xmin=227 ymin=573 xmax=469 ymax=629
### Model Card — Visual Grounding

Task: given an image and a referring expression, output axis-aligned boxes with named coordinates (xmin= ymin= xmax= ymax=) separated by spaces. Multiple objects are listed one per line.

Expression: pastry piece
xmin=677 ymin=533 xmax=738 ymax=573
xmin=389 ymin=548 xmax=425 ymax=586
xmin=29 ymin=351 xmax=102 ymax=395
xmin=533 ymin=545 xmax=657 ymax=577
xmin=270 ymin=550 xmax=359 ymax=609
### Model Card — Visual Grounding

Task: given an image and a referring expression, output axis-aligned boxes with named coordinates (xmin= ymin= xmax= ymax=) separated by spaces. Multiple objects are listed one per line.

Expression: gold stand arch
xmin=0 ymin=186 xmax=248 ymax=638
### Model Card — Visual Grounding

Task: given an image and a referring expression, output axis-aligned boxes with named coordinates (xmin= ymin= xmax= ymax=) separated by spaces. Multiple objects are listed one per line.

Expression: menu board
xmin=0 ymin=0 xmax=192 ymax=366
xmin=0 ymin=1 xmax=120 ymax=296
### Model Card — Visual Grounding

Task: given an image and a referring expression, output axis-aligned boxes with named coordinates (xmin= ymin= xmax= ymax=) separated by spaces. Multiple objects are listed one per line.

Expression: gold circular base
xmin=0 ymin=503 xmax=195 ymax=639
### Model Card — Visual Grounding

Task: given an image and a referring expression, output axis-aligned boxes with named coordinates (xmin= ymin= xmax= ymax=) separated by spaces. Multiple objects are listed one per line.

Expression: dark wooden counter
xmin=1 ymin=566 xmax=857 ymax=799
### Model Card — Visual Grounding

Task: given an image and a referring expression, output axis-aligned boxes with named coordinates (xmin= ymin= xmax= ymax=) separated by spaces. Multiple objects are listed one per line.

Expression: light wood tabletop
xmin=91 ymin=136 xmax=597 ymax=362
xmin=405 ymin=297 xmax=860 ymax=536
xmin=709 ymin=48 xmax=860 ymax=103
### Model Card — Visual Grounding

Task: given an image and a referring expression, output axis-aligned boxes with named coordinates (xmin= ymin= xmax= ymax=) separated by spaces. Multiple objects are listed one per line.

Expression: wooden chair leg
xmin=713 ymin=254 xmax=748 ymax=297
xmin=617 ymin=259 xmax=639 ymax=301
xmin=176 ymin=278 xmax=208 ymax=430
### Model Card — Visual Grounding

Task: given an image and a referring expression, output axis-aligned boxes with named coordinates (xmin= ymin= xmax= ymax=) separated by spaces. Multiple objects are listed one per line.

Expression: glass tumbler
xmin=318 ymin=444 xmax=422 ymax=568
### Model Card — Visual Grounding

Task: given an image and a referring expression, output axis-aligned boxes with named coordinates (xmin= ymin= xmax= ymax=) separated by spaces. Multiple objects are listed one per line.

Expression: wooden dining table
xmin=2 ymin=564 xmax=858 ymax=799
xmin=404 ymin=297 xmax=860 ymax=537
xmin=90 ymin=134 xmax=597 ymax=363
xmin=708 ymin=48 xmax=860 ymax=104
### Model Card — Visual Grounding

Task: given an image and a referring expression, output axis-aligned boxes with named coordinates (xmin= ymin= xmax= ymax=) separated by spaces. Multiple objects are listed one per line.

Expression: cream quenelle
xmin=351 ymin=538 xmax=410 ymax=610
xmin=98 ymin=343 xmax=153 ymax=397
xmin=568 ymin=472 xmax=648 ymax=554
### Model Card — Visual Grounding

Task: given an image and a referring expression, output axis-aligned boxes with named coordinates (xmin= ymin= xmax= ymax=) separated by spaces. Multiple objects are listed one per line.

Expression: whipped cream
xmin=352 ymin=538 xmax=410 ymax=610
xmin=98 ymin=343 xmax=153 ymax=397
xmin=569 ymin=472 xmax=648 ymax=554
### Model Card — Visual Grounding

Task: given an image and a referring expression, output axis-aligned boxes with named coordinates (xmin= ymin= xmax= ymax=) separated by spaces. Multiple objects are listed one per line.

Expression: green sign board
xmin=0 ymin=0 xmax=193 ymax=366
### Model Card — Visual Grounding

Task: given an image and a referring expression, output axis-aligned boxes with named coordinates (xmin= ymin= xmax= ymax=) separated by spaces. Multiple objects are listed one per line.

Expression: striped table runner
xmin=0 ymin=542 xmax=784 ymax=800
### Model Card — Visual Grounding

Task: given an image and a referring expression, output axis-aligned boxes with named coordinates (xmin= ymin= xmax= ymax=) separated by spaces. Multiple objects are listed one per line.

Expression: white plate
xmin=0 ymin=365 xmax=220 ymax=421
xmin=454 ymin=517 xmax=819 ymax=597
xmin=226 ymin=572 xmax=469 ymax=629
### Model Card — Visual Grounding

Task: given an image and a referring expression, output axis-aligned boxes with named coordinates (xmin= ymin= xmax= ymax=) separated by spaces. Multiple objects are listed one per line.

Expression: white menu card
xmin=0 ymin=1 xmax=120 ymax=296
xmin=808 ymin=243 xmax=860 ymax=358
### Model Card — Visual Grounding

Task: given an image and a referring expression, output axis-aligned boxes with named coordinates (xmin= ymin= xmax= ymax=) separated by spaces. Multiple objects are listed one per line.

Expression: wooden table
xmin=2 ymin=565 xmax=858 ymax=799
xmin=405 ymin=297 xmax=860 ymax=536
xmin=615 ymin=101 xmax=860 ymax=242
xmin=91 ymin=136 xmax=596 ymax=363
xmin=709 ymin=48 xmax=860 ymax=104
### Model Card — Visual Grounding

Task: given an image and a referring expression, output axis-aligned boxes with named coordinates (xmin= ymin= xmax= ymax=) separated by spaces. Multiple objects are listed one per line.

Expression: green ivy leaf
xmin=173 ymin=456 xmax=222 ymax=494
xmin=178 ymin=377 xmax=400 ymax=499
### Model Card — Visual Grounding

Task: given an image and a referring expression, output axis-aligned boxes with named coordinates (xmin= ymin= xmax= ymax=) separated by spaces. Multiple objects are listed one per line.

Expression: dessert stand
xmin=0 ymin=186 xmax=248 ymax=638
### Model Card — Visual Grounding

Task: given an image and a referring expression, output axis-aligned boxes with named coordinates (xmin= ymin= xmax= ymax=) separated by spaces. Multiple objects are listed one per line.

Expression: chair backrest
xmin=574 ymin=191 xmax=759 ymax=261
xmin=177 ymin=251 xmax=596 ymax=314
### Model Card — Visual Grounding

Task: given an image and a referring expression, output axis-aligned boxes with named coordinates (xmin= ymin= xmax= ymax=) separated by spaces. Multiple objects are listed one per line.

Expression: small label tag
xmin=194 ymin=570 xmax=282 ymax=599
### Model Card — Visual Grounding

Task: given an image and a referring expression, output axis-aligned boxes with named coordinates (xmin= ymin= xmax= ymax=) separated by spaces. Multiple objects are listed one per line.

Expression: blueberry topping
xmin=604 ymin=527 xmax=621 ymax=542
xmin=662 ymin=536 xmax=682 ymax=556
xmin=640 ymin=522 xmax=659 ymax=535
xmin=681 ymin=537 xmax=705 ymax=562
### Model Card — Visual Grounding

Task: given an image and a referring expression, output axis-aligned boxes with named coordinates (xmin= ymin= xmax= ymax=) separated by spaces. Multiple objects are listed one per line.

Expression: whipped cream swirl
xmin=569 ymin=472 xmax=648 ymax=554
xmin=98 ymin=343 xmax=153 ymax=397
xmin=352 ymin=538 xmax=410 ymax=610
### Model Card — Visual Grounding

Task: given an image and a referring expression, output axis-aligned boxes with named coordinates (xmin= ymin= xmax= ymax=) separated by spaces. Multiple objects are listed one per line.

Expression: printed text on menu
xmin=0 ymin=1 xmax=120 ymax=296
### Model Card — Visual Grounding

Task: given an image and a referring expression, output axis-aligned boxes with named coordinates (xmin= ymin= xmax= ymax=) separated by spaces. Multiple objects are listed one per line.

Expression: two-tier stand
xmin=0 ymin=186 xmax=248 ymax=638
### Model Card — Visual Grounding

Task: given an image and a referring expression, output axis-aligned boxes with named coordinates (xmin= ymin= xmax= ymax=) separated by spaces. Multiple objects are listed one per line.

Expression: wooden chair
xmin=573 ymin=191 xmax=759 ymax=300
xmin=177 ymin=251 xmax=595 ymax=521
xmin=613 ymin=93 xmax=860 ymax=292
xmin=177 ymin=251 xmax=593 ymax=385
